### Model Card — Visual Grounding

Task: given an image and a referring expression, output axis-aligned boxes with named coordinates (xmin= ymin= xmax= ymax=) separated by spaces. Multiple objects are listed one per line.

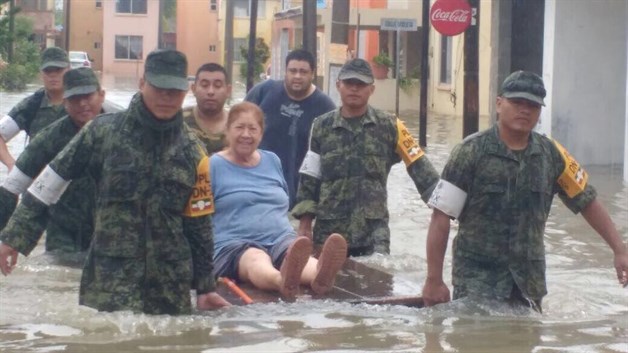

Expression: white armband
xmin=427 ymin=179 xmax=467 ymax=219
xmin=0 ymin=115 xmax=20 ymax=141
xmin=27 ymin=166 xmax=70 ymax=205
xmin=1 ymin=167 xmax=33 ymax=195
xmin=299 ymin=150 xmax=321 ymax=179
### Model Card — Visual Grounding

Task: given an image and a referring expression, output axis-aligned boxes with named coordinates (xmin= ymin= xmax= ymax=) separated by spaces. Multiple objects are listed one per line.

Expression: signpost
xmin=429 ymin=0 xmax=472 ymax=36
xmin=380 ymin=18 xmax=417 ymax=117
xmin=430 ymin=0 xmax=478 ymax=138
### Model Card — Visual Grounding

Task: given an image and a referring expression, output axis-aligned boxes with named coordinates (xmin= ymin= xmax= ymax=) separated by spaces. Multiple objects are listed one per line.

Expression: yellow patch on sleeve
xmin=395 ymin=118 xmax=424 ymax=166
xmin=183 ymin=155 xmax=215 ymax=217
xmin=553 ymin=140 xmax=588 ymax=198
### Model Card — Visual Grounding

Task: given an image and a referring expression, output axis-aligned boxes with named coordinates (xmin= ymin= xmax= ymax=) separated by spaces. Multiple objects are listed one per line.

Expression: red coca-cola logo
xmin=430 ymin=0 xmax=472 ymax=36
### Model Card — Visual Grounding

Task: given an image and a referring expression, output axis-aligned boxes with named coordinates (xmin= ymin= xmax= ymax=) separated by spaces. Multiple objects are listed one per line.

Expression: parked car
xmin=69 ymin=51 xmax=92 ymax=69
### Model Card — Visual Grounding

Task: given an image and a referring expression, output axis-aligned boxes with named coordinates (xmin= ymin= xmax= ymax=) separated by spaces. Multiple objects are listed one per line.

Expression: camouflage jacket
xmin=292 ymin=106 xmax=438 ymax=252
xmin=182 ymin=106 xmax=226 ymax=155
xmin=442 ymin=125 xmax=596 ymax=301
xmin=0 ymin=116 xmax=95 ymax=252
xmin=0 ymin=93 xmax=216 ymax=315
xmin=5 ymin=88 xmax=66 ymax=138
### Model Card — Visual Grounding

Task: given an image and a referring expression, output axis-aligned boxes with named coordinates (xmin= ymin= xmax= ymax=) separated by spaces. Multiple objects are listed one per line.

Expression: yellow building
xmin=288 ymin=0 xmax=492 ymax=124
xmin=220 ymin=0 xmax=281 ymax=84
xmin=177 ymin=0 xmax=221 ymax=76
xmin=426 ymin=0 xmax=492 ymax=121
xmin=66 ymin=0 xmax=104 ymax=70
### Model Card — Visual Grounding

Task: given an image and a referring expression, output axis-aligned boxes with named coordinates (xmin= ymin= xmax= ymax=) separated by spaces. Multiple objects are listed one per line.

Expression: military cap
xmin=338 ymin=58 xmax=374 ymax=84
xmin=144 ymin=49 xmax=189 ymax=91
xmin=63 ymin=67 xmax=100 ymax=99
xmin=40 ymin=47 xmax=70 ymax=71
xmin=500 ymin=70 xmax=546 ymax=106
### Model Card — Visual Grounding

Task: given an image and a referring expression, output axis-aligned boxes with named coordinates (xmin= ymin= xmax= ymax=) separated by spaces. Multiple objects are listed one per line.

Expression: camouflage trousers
xmin=313 ymin=216 xmax=390 ymax=256
xmin=453 ymin=258 xmax=544 ymax=313
xmin=79 ymin=253 xmax=194 ymax=315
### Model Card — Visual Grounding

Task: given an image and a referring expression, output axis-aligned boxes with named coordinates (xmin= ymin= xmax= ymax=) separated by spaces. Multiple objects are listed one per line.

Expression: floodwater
xmin=0 ymin=82 xmax=627 ymax=353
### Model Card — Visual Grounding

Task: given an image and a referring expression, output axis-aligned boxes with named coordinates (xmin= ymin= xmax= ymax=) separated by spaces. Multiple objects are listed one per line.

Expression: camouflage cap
xmin=144 ymin=49 xmax=189 ymax=91
xmin=337 ymin=58 xmax=374 ymax=84
xmin=40 ymin=47 xmax=69 ymax=70
xmin=500 ymin=70 xmax=546 ymax=106
xmin=63 ymin=67 xmax=100 ymax=99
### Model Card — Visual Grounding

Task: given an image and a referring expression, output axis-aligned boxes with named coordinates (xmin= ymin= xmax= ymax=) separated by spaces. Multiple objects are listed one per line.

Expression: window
xmin=96 ymin=0 xmax=102 ymax=8
xmin=115 ymin=35 xmax=143 ymax=60
xmin=209 ymin=45 xmax=216 ymax=52
xmin=233 ymin=38 xmax=247 ymax=61
xmin=234 ymin=0 xmax=265 ymax=17
xmin=20 ymin=0 xmax=48 ymax=11
xmin=439 ymin=35 xmax=452 ymax=85
xmin=94 ymin=42 xmax=101 ymax=49
xmin=210 ymin=0 xmax=217 ymax=11
xmin=116 ymin=0 xmax=147 ymax=14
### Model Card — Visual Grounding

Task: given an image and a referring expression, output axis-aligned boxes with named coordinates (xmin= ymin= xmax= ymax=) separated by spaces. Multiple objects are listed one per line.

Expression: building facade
xmin=176 ymin=0 xmax=221 ymax=76
xmin=101 ymin=0 xmax=159 ymax=85
xmin=66 ymin=0 xmax=104 ymax=70
xmin=16 ymin=0 xmax=56 ymax=49
xmin=220 ymin=0 xmax=281 ymax=84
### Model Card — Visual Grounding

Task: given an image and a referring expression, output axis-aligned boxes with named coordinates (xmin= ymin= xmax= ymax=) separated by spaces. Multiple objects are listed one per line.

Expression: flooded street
xmin=0 ymin=82 xmax=627 ymax=353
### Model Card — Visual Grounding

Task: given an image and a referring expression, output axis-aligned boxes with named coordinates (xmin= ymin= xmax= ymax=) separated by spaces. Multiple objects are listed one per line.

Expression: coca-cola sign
xmin=430 ymin=0 xmax=472 ymax=36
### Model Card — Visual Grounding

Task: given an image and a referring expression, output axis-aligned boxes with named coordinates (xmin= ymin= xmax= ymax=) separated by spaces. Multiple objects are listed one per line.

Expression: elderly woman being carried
xmin=210 ymin=102 xmax=347 ymax=301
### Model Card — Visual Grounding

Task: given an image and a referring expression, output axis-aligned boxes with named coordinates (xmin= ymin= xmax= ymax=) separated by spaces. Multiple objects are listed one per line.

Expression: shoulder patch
xmin=183 ymin=155 xmax=214 ymax=217
xmin=553 ymin=139 xmax=588 ymax=198
xmin=394 ymin=118 xmax=424 ymax=166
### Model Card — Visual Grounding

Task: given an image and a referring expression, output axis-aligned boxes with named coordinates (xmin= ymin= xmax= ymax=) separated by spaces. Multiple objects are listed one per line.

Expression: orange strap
xmin=219 ymin=277 xmax=253 ymax=304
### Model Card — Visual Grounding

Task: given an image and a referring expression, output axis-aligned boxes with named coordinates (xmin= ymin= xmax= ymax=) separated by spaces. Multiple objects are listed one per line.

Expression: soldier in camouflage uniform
xmin=0 ymin=67 xmax=114 ymax=253
xmin=182 ymin=63 xmax=231 ymax=154
xmin=422 ymin=71 xmax=628 ymax=311
xmin=292 ymin=58 xmax=439 ymax=256
xmin=0 ymin=49 xmax=231 ymax=315
xmin=0 ymin=47 xmax=70 ymax=169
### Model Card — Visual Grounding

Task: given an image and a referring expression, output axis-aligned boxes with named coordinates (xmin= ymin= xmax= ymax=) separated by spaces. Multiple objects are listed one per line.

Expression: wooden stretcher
xmin=215 ymin=258 xmax=424 ymax=308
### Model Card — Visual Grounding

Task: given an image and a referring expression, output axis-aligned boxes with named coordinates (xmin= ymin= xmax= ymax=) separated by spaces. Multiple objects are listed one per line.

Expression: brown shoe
xmin=311 ymin=233 xmax=347 ymax=295
xmin=279 ymin=236 xmax=313 ymax=301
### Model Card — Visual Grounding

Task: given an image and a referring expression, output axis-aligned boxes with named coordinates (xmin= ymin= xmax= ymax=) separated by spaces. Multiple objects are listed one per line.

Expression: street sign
xmin=430 ymin=0 xmax=472 ymax=36
xmin=380 ymin=18 xmax=417 ymax=32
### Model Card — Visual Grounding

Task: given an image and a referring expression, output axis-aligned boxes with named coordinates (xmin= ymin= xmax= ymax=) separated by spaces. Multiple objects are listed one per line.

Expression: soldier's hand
xmin=422 ymin=277 xmax=450 ymax=307
xmin=0 ymin=242 xmax=18 ymax=276
xmin=297 ymin=217 xmax=314 ymax=240
xmin=614 ymin=250 xmax=628 ymax=287
xmin=197 ymin=291 xmax=232 ymax=310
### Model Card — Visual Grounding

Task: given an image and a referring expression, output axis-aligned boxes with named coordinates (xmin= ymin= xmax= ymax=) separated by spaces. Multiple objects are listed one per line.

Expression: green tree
xmin=0 ymin=0 xmax=18 ymax=60
xmin=0 ymin=14 xmax=41 ymax=91
xmin=239 ymin=37 xmax=270 ymax=83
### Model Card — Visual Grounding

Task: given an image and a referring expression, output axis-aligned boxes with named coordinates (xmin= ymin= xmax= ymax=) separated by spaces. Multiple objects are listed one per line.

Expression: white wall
xmin=549 ymin=0 xmax=626 ymax=167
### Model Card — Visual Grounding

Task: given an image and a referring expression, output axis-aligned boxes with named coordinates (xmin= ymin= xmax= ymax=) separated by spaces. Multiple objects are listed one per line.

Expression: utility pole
xmin=302 ymin=0 xmax=316 ymax=67
xmin=419 ymin=0 xmax=429 ymax=147
xmin=157 ymin=0 xmax=163 ymax=48
xmin=245 ymin=0 xmax=258 ymax=92
xmin=394 ymin=30 xmax=400 ymax=117
xmin=64 ymin=0 xmax=71 ymax=50
xmin=355 ymin=0 xmax=360 ymax=57
xmin=331 ymin=0 xmax=349 ymax=45
xmin=462 ymin=0 xmax=480 ymax=138
xmin=224 ymin=0 xmax=234 ymax=85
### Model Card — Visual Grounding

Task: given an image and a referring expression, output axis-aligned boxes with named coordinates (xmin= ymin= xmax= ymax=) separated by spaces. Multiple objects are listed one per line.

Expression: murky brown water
xmin=0 ymin=83 xmax=626 ymax=353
